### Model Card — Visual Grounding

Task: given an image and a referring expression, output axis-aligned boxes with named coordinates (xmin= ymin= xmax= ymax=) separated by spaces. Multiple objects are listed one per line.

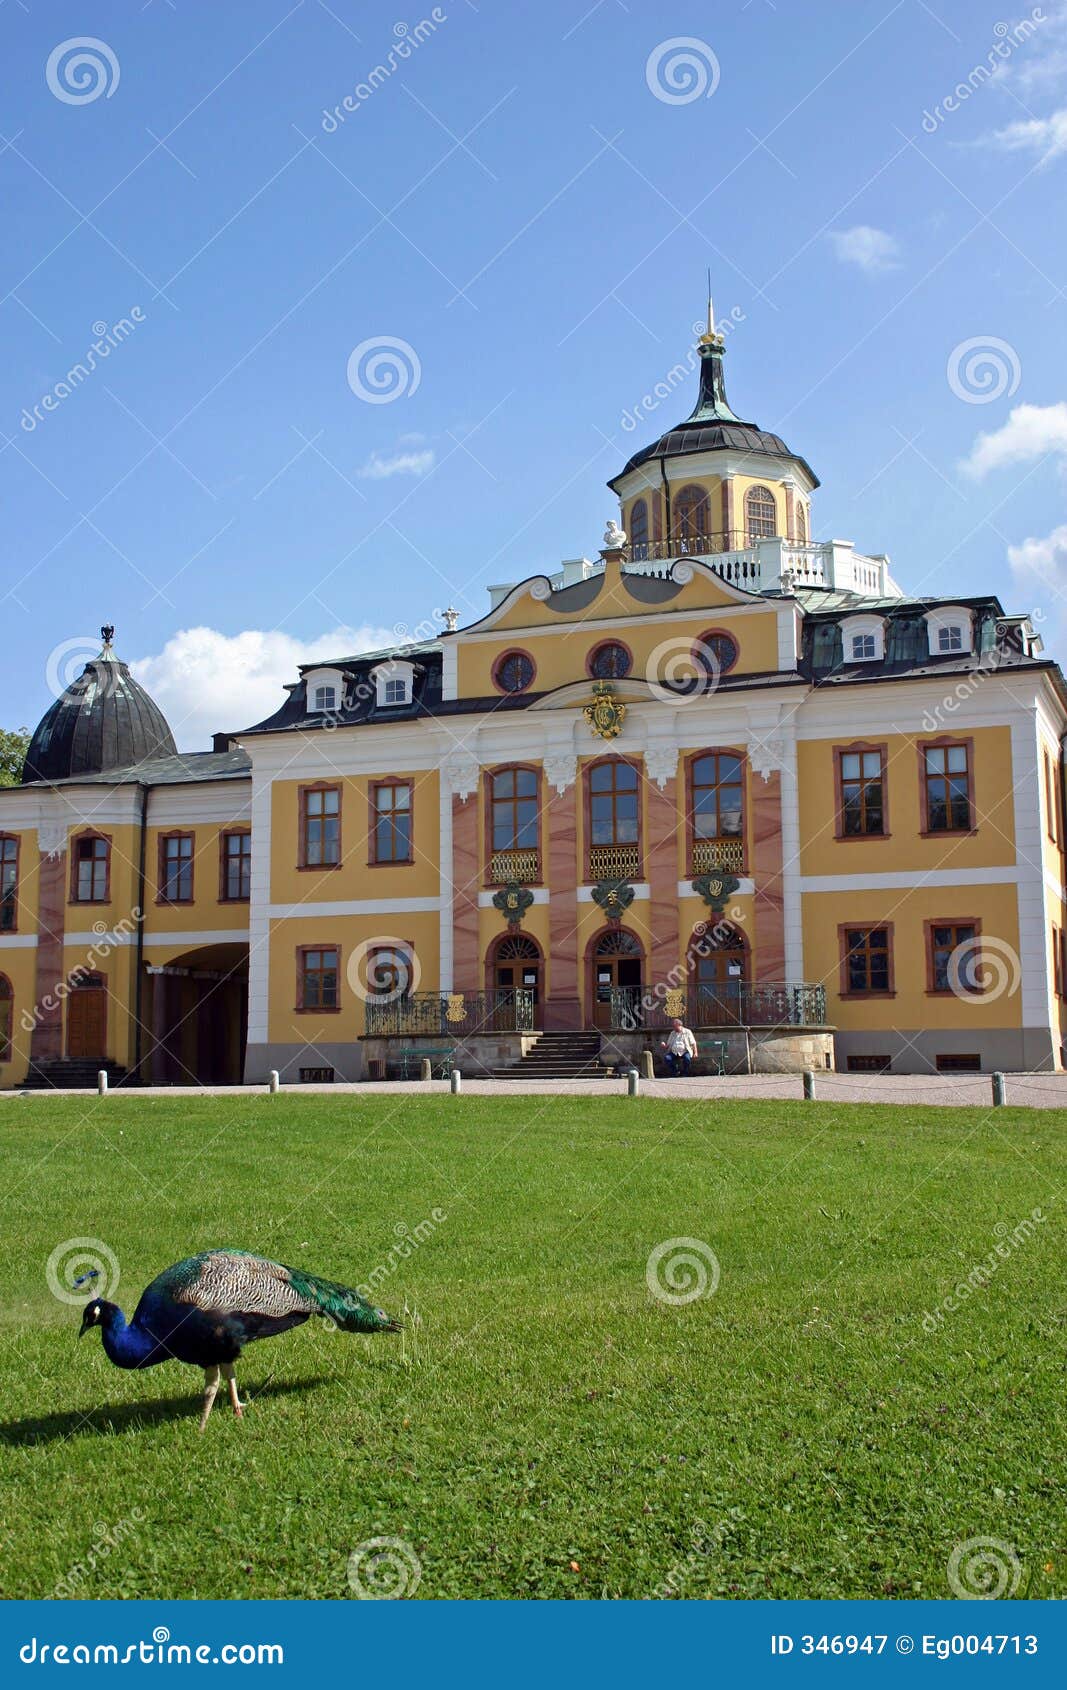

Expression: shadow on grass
xmin=1 ymin=1377 xmax=327 ymax=1445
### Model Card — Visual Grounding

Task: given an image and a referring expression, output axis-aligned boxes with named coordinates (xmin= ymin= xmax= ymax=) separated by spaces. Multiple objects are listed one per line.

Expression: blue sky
xmin=3 ymin=0 xmax=1066 ymax=747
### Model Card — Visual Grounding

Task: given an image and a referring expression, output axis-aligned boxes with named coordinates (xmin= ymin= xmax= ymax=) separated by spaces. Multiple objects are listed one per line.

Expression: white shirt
xmin=665 ymin=1026 xmax=697 ymax=1057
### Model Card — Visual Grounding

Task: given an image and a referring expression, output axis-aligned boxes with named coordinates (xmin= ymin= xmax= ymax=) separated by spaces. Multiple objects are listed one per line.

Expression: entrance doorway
xmin=690 ymin=923 xmax=747 ymax=1024
xmin=67 ymin=974 xmax=107 ymax=1059
xmin=591 ymin=929 xmax=644 ymax=1030
xmin=489 ymin=933 xmax=541 ymax=1030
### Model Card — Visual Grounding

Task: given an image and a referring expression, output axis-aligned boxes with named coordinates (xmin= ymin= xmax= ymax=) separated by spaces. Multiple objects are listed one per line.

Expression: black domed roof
xmin=23 ymin=628 xmax=177 ymax=785
xmin=608 ymin=333 xmax=819 ymax=490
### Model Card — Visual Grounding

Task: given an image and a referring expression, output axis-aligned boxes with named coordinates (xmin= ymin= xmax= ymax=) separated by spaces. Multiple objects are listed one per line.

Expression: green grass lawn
xmin=1 ymin=1093 xmax=1063 ymax=1600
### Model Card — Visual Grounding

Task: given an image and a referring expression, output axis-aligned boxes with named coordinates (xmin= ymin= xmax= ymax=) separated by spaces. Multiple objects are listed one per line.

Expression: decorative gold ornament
xmin=664 ymin=988 xmax=685 ymax=1018
xmin=584 ymin=681 xmax=626 ymax=741
xmin=445 ymin=993 xmax=466 ymax=1023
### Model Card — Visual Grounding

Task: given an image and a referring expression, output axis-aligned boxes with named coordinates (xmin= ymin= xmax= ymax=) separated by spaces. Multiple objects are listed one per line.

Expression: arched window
xmin=0 ymin=836 xmax=18 ymax=933
xmin=674 ymin=484 xmax=710 ymax=550
xmin=493 ymin=650 xmax=535 ymax=695
xmin=795 ymin=503 xmax=807 ymax=544
xmin=0 ymin=974 xmax=12 ymax=1062
xmin=71 ymin=832 xmax=110 ymax=903
xmin=588 ymin=759 xmax=640 ymax=879
xmin=695 ymin=630 xmax=739 ymax=681
xmin=689 ymin=753 xmax=745 ymax=873
xmin=629 ymin=498 xmax=649 ymax=561
xmin=745 ymin=485 xmax=777 ymax=541
xmin=489 ymin=767 xmax=540 ymax=881
xmin=588 ymin=640 xmax=632 ymax=680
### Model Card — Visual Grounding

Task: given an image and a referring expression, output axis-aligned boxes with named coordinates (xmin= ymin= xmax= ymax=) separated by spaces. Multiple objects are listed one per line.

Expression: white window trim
xmin=840 ymin=613 xmax=885 ymax=663
xmin=923 ymin=606 xmax=973 ymax=657
xmin=371 ymin=659 xmax=415 ymax=708
xmin=304 ymin=667 xmax=346 ymax=713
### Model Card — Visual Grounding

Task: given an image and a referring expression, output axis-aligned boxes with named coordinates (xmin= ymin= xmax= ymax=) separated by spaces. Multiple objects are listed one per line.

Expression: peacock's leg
xmin=221 ymin=1362 xmax=245 ymax=1418
xmin=199 ymin=1365 xmax=221 ymax=1432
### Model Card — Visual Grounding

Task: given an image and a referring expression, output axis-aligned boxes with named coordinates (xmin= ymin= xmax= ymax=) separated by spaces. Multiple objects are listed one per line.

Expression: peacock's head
xmin=78 ymin=1298 xmax=105 ymax=1338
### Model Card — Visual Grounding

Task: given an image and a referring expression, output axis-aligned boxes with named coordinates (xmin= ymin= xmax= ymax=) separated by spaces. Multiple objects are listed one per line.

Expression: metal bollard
xmin=450 ymin=1068 xmax=462 ymax=1095
xmin=802 ymin=1069 xmax=816 ymax=1101
xmin=627 ymin=1067 xmax=639 ymax=1097
xmin=97 ymin=1070 xmax=107 ymax=1096
xmin=268 ymin=1070 xmax=280 ymax=1095
xmin=992 ymin=1070 xmax=1006 ymax=1107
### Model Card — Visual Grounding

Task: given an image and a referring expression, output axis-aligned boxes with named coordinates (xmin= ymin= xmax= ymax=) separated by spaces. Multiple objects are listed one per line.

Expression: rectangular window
xmin=937 ymin=624 xmax=963 ymax=653
xmin=847 ymin=1054 xmax=892 ymax=1073
xmin=384 ymin=678 xmax=407 ymax=705
xmin=366 ymin=945 xmax=413 ymax=1002
xmin=851 ymin=633 xmax=876 ymax=661
xmin=301 ymin=786 xmax=340 ymax=867
xmin=220 ymin=831 xmax=251 ymax=901
xmin=936 ymin=1053 xmax=981 ymax=1072
xmin=689 ymin=751 xmax=744 ymax=873
xmin=923 ymin=742 xmax=972 ymax=833
xmin=0 ymin=837 xmax=17 ymax=931
xmin=160 ymin=833 xmax=194 ymax=902
xmin=842 ymin=926 xmax=892 ymax=995
xmin=74 ymin=835 xmax=109 ymax=902
xmin=838 ymin=747 xmax=885 ymax=837
xmin=371 ymin=782 xmax=412 ymax=864
xmin=298 ymin=947 xmax=339 ymax=1010
xmin=928 ymin=921 xmax=978 ymax=993
xmin=313 ymin=684 xmax=336 ymax=712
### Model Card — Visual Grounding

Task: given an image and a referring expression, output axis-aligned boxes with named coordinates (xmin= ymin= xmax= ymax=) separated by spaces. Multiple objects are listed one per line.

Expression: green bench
xmin=392 ymin=1046 xmax=457 ymax=1080
xmin=696 ymin=1037 xmax=728 ymax=1076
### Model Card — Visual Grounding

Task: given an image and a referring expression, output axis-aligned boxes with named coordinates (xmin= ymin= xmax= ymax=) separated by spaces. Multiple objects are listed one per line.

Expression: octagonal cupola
xmin=608 ymin=299 xmax=819 ymax=561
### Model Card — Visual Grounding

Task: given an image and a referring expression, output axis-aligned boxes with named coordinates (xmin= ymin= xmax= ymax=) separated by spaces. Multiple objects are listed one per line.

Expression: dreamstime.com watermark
xmin=20 ymin=312 xmax=146 ymax=432
xmin=921 ymin=1209 xmax=1046 ymax=1333
xmin=651 ymin=1515 xmax=734 ymax=1598
xmin=346 ymin=1536 xmax=422 ymax=1599
xmin=947 ymin=1536 xmax=1024 ymax=1599
xmin=46 ymin=1238 xmax=121 ymax=1305
xmin=920 ymin=11 xmax=1046 ymax=134
xmin=645 ymin=38 xmax=720 ymax=105
xmin=646 ymin=1237 xmax=721 ymax=1306
xmin=346 ymin=336 xmax=421 ymax=404
xmin=21 ymin=913 xmax=142 ymax=1034
xmin=946 ymin=335 xmax=1021 ymax=404
xmin=617 ymin=909 xmax=744 ymax=1032
xmin=320 ymin=14 xmax=447 ymax=131
xmin=620 ymin=311 xmax=745 ymax=433
xmin=19 ymin=1629 xmax=283 ymax=1666
xmin=356 ymin=1210 xmax=447 ymax=1300
xmin=52 ymin=1511 xmax=146 ymax=1600
xmin=45 ymin=37 xmax=120 ymax=104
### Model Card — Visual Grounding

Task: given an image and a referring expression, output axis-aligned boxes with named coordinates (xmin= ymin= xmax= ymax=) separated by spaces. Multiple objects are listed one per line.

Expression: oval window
xmin=695 ymin=631 xmax=738 ymax=678
xmin=494 ymin=651 xmax=535 ymax=694
xmin=589 ymin=641 xmax=632 ymax=680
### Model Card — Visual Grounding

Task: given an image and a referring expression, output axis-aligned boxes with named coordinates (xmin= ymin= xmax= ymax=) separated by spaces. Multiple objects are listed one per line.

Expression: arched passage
xmin=588 ymin=926 xmax=644 ymax=1030
xmin=487 ymin=931 xmax=542 ymax=1029
xmin=688 ymin=920 xmax=748 ymax=1025
xmin=146 ymin=942 xmax=249 ymax=1084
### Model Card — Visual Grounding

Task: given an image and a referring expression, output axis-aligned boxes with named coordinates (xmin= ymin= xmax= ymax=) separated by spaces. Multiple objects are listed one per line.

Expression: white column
xmin=1011 ymin=711 xmax=1054 ymax=1036
xmin=439 ymin=767 xmax=454 ymax=993
xmin=246 ymin=770 xmax=273 ymax=1045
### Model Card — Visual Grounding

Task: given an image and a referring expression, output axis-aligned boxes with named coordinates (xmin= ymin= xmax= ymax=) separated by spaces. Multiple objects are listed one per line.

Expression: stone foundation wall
xmin=600 ymin=1026 xmax=835 ymax=1075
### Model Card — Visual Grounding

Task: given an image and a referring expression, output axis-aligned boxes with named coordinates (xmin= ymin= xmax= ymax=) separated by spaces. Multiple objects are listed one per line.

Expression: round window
xmin=695 ymin=631 xmax=738 ymax=678
xmin=494 ymin=650 xmax=535 ymax=694
xmin=589 ymin=641 xmax=632 ymax=680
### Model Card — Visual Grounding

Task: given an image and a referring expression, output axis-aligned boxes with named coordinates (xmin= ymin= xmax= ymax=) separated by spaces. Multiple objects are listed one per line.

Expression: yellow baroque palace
xmin=3 ymin=316 xmax=1066 ymax=1086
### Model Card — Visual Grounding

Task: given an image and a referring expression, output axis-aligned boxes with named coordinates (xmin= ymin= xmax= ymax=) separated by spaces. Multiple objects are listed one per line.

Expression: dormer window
xmin=923 ymin=608 xmax=973 ymax=658
xmin=371 ymin=660 xmax=415 ymax=709
xmin=304 ymin=667 xmax=346 ymax=716
xmin=840 ymin=615 xmax=885 ymax=664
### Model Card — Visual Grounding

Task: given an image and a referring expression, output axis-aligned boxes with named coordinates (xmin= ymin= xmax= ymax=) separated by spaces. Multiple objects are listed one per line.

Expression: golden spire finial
xmin=698 ymin=268 xmax=722 ymax=347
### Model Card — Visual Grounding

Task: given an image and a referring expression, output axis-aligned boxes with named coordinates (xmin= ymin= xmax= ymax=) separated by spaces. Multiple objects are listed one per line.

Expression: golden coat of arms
xmin=584 ymin=681 xmax=626 ymax=741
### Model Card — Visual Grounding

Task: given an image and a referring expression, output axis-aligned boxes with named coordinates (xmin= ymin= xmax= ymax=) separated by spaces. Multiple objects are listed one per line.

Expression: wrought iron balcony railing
xmin=608 ymin=982 xmax=827 ymax=1032
xmin=691 ymin=836 xmax=745 ymax=875
xmin=488 ymin=847 xmax=540 ymax=885
xmin=365 ymin=989 xmax=536 ymax=1037
xmin=588 ymin=842 xmax=641 ymax=881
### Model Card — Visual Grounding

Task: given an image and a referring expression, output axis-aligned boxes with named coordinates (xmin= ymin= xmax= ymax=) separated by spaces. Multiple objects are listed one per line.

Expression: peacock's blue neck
xmin=99 ymin=1305 xmax=159 ymax=1369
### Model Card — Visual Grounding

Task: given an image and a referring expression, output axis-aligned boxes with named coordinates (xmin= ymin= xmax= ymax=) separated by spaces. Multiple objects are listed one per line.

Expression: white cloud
xmin=358 ymin=446 xmax=436 ymax=479
xmin=827 ymin=225 xmax=900 ymax=274
xmin=130 ymin=623 xmax=396 ymax=750
xmin=985 ymin=106 xmax=1067 ymax=165
xmin=1008 ymin=522 xmax=1067 ymax=588
xmin=959 ymin=401 xmax=1067 ymax=477
xmin=993 ymin=6 xmax=1067 ymax=96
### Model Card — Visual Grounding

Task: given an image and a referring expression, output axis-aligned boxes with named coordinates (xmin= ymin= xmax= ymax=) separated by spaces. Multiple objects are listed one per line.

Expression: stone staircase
xmin=21 ymin=1059 xmax=133 ymax=1091
xmin=490 ymin=1031 xmax=608 ymax=1080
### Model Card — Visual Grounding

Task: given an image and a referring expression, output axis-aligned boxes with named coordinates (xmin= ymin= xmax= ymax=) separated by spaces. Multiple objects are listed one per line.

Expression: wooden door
xmin=68 ymin=976 xmax=107 ymax=1058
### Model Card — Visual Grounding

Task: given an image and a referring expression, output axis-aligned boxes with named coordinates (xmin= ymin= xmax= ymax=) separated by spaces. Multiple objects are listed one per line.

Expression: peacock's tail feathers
xmin=285 ymin=1266 xmax=401 ymax=1333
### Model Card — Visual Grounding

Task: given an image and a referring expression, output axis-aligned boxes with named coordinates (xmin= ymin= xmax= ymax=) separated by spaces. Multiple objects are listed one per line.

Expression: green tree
xmin=0 ymin=727 xmax=30 ymax=787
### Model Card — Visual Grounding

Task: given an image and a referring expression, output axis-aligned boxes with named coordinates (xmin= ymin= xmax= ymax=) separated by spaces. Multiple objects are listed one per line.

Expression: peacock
xmin=77 ymin=1248 xmax=400 ymax=1430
